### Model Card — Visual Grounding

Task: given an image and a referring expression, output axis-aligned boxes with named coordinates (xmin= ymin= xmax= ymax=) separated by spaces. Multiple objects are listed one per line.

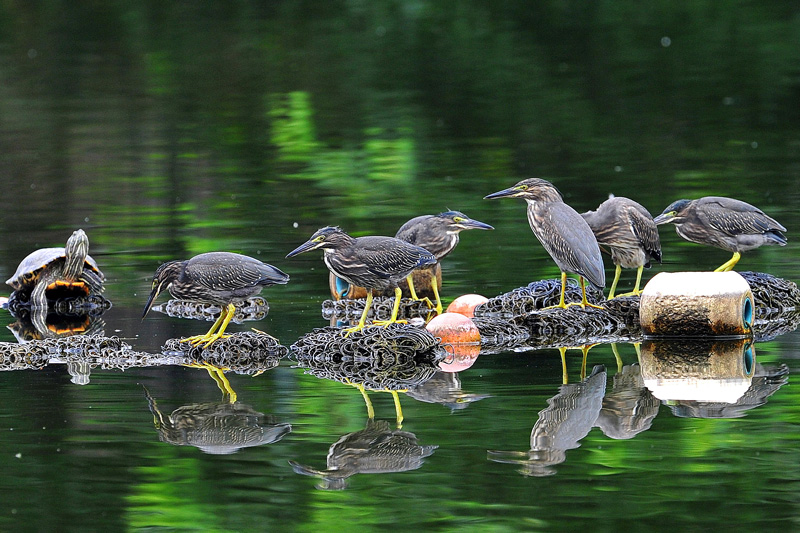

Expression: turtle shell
xmin=5 ymin=246 xmax=103 ymax=291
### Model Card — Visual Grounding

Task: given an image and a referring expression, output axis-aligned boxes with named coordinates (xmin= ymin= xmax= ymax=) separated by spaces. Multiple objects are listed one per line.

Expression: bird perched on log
xmin=653 ymin=196 xmax=786 ymax=272
xmin=287 ymin=226 xmax=436 ymax=333
xmin=485 ymin=178 xmax=605 ymax=309
xmin=582 ymin=196 xmax=661 ymax=298
xmin=142 ymin=252 xmax=289 ymax=346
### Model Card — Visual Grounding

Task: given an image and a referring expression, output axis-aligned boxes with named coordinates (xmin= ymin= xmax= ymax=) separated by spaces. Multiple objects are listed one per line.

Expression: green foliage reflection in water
xmin=269 ymin=91 xmax=417 ymax=218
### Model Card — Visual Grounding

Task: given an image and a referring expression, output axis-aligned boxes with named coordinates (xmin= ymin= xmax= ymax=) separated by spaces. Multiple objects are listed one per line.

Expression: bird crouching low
xmin=142 ymin=252 xmax=289 ymax=347
xmin=485 ymin=178 xmax=605 ymax=309
xmin=286 ymin=226 xmax=437 ymax=333
xmin=653 ymin=196 xmax=787 ymax=272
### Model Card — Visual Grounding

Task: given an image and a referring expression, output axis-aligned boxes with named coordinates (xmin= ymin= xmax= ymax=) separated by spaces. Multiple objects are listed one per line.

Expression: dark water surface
xmin=2 ymin=3 xmax=800 ymax=531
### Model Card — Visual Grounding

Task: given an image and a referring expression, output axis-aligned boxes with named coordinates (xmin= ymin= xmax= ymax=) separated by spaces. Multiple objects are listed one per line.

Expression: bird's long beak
xmin=484 ymin=187 xmax=521 ymax=200
xmin=653 ymin=211 xmax=676 ymax=225
xmin=142 ymin=284 xmax=163 ymax=318
xmin=286 ymin=240 xmax=322 ymax=258
xmin=459 ymin=218 xmax=494 ymax=231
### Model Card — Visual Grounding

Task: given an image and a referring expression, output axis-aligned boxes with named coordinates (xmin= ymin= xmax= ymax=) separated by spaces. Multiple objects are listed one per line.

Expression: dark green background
xmin=1 ymin=2 xmax=799 ymax=531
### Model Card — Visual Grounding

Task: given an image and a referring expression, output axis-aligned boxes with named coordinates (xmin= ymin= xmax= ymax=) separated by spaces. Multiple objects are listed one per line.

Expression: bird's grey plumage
xmin=528 ymin=201 xmax=606 ymax=289
xmin=582 ymin=196 xmax=662 ymax=270
xmin=655 ymin=196 xmax=786 ymax=253
xmin=396 ymin=215 xmax=459 ymax=260
xmin=161 ymin=252 xmax=289 ymax=305
xmin=484 ymin=178 xmax=605 ymax=290
xmin=395 ymin=211 xmax=493 ymax=261
xmin=288 ymin=226 xmax=436 ymax=292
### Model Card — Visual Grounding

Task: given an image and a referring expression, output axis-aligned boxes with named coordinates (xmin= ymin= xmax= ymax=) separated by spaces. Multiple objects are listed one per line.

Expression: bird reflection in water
xmin=488 ymin=365 xmax=606 ymax=477
xmin=290 ymin=323 xmax=445 ymax=426
xmin=144 ymin=387 xmax=291 ymax=455
xmin=595 ymin=349 xmax=660 ymax=440
xmin=289 ymin=418 xmax=438 ymax=490
xmin=556 ymin=344 xmax=598 ymax=384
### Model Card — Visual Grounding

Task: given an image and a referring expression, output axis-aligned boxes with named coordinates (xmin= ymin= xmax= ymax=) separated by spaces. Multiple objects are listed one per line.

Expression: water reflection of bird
xmin=144 ymin=388 xmax=291 ymax=455
xmin=488 ymin=365 xmax=606 ymax=476
xmin=653 ymin=196 xmax=786 ymax=272
xmin=485 ymin=178 xmax=605 ymax=309
xmin=405 ymin=371 xmax=490 ymax=410
xmin=142 ymin=252 xmax=289 ymax=347
xmin=289 ymin=418 xmax=438 ymax=490
xmin=595 ymin=364 xmax=660 ymax=439
xmin=581 ymin=197 xmax=661 ymax=298
xmin=287 ymin=226 xmax=436 ymax=332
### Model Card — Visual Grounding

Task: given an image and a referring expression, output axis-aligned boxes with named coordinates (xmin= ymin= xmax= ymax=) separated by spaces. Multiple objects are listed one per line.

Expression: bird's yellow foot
xmin=612 ymin=290 xmax=641 ymax=298
xmin=373 ymin=318 xmax=408 ymax=327
xmin=566 ymin=301 xmax=605 ymax=310
xmin=181 ymin=332 xmax=231 ymax=347
xmin=343 ymin=323 xmax=367 ymax=336
xmin=416 ymin=296 xmax=434 ymax=309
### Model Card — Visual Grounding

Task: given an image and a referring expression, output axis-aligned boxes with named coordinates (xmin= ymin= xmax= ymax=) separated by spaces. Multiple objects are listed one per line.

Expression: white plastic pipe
xmin=639 ymin=271 xmax=754 ymax=336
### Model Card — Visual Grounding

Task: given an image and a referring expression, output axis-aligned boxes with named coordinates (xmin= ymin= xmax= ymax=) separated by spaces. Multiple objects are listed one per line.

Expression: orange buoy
xmin=438 ymin=343 xmax=481 ymax=372
xmin=445 ymin=294 xmax=489 ymax=318
xmin=426 ymin=312 xmax=481 ymax=343
xmin=427 ymin=313 xmax=481 ymax=372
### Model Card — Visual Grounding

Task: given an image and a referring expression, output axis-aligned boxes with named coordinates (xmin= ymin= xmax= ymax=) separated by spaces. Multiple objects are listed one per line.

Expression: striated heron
xmin=395 ymin=211 xmax=493 ymax=313
xmin=142 ymin=252 xmax=290 ymax=346
xmin=581 ymin=196 xmax=662 ymax=298
xmin=485 ymin=178 xmax=605 ymax=309
xmin=286 ymin=226 xmax=437 ymax=333
xmin=653 ymin=196 xmax=787 ymax=272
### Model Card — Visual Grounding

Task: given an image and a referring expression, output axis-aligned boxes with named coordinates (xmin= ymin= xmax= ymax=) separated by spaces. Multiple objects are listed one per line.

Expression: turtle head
xmin=64 ymin=229 xmax=90 ymax=279
xmin=142 ymin=260 xmax=183 ymax=318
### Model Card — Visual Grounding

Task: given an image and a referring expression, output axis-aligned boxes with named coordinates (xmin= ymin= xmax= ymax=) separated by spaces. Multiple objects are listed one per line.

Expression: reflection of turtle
xmin=6 ymin=229 xmax=104 ymax=308
xmin=7 ymin=313 xmax=106 ymax=343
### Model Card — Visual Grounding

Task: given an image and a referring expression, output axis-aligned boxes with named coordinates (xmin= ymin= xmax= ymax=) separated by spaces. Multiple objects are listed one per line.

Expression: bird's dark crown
xmin=307 ymin=226 xmax=354 ymax=248
xmin=152 ymin=260 xmax=184 ymax=285
xmin=489 ymin=178 xmax=563 ymax=202
xmin=661 ymin=199 xmax=692 ymax=216
xmin=513 ymin=178 xmax=562 ymax=200
xmin=438 ymin=210 xmax=468 ymax=221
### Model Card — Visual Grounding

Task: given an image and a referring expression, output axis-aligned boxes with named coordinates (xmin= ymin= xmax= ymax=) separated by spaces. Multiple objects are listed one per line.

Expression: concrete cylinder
xmin=639 ymin=272 xmax=754 ymax=336
xmin=638 ymin=338 xmax=755 ymax=403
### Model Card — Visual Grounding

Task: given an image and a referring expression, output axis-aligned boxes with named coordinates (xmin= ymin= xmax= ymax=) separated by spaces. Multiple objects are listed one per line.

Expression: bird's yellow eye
xmin=516 ymin=185 xmax=529 ymax=191
xmin=313 ymin=235 xmax=325 ymax=243
xmin=453 ymin=217 xmax=466 ymax=223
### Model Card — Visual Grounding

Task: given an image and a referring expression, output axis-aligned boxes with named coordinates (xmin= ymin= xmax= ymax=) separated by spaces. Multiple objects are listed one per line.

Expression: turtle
xmin=5 ymin=229 xmax=105 ymax=308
